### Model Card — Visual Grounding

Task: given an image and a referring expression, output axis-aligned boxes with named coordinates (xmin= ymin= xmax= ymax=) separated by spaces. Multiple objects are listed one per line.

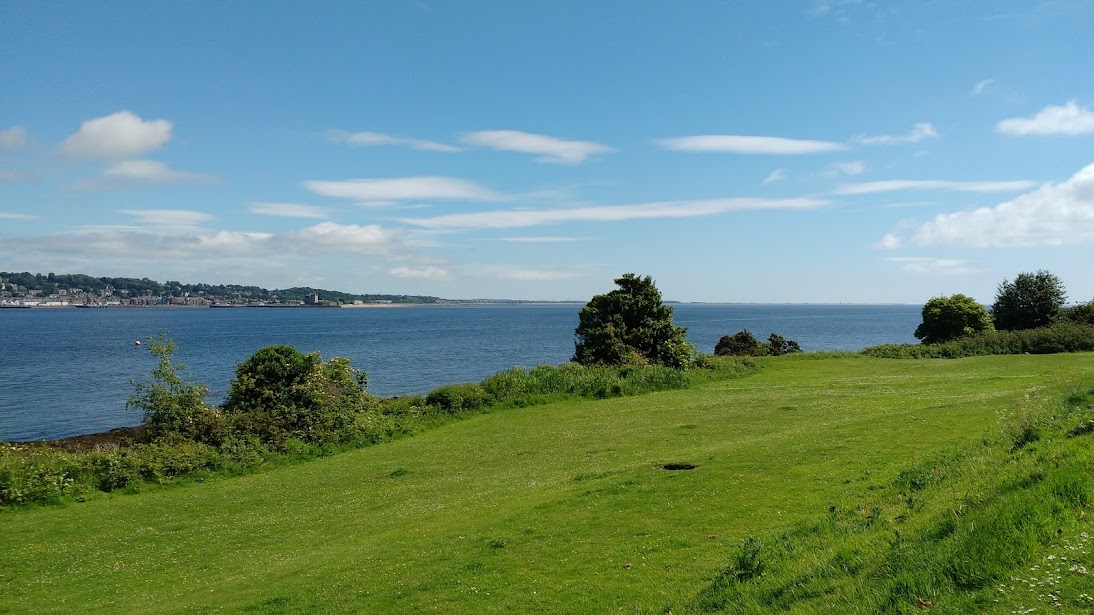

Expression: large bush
xmin=914 ymin=294 xmax=994 ymax=344
xmin=714 ymin=330 xmax=802 ymax=357
xmin=222 ymin=345 xmax=372 ymax=447
xmin=992 ymin=270 xmax=1066 ymax=331
xmin=573 ymin=273 xmax=693 ymax=369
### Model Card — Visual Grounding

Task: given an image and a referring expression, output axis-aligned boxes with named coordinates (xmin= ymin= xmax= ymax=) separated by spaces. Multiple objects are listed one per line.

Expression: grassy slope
xmin=2 ymin=354 xmax=1090 ymax=614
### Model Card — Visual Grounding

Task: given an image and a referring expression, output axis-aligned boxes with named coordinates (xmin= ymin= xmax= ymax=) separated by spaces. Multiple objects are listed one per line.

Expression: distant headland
xmin=0 ymin=271 xmax=571 ymax=308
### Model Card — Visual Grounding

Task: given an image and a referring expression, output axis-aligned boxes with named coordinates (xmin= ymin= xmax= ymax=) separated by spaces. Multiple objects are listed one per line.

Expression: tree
xmin=127 ymin=334 xmax=225 ymax=443
xmin=914 ymin=294 xmax=994 ymax=344
xmin=573 ymin=273 xmax=693 ymax=369
xmin=991 ymin=270 xmax=1067 ymax=331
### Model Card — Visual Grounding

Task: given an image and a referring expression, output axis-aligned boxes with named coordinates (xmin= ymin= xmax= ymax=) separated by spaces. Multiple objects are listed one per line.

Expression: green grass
xmin=2 ymin=354 xmax=1091 ymax=613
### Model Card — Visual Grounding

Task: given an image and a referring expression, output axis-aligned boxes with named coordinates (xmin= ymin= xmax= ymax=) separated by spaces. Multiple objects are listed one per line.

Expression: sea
xmin=0 ymin=304 xmax=920 ymax=442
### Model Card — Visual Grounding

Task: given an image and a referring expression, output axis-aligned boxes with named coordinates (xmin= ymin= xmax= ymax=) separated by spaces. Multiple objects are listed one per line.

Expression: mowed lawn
xmin=2 ymin=354 xmax=1090 ymax=614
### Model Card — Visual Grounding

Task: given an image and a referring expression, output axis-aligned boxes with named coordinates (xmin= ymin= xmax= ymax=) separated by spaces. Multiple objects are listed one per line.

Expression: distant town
xmin=0 ymin=271 xmax=486 ymax=308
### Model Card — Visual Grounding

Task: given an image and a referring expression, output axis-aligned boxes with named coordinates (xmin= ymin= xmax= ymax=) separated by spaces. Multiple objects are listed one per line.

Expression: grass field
xmin=2 ymin=353 xmax=1092 ymax=614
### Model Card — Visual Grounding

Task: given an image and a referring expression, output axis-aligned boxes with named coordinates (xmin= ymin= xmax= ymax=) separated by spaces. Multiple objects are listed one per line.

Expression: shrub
xmin=862 ymin=321 xmax=1094 ymax=359
xmin=223 ymin=346 xmax=373 ymax=447
xmin=127 ymin=334 xmax=225 ymax=445
xmin=766 ymin=333 xmax=802 ymax=356
xmin=426 ymin=383 xmax=489 ymax=413
xmin=715 ymin=330 xmax=766 ymax=356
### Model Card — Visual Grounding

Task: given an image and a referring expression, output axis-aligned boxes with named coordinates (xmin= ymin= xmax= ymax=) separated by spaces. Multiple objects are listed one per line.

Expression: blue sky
xmin=2 ymin=1 xmax=1093 ymax=303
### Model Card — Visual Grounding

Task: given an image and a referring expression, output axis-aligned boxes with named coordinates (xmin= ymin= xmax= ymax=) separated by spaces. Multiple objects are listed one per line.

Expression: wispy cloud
xmin=853 ymin=123 xmax=937 ymax=145
xmin=970 ymin=79 xmax=994 ymax=96
xmin=830 ymin=160 xmax=866 ymax=176
xmin=656 ymin=135 xmax=846 ymax=155
xmin=884 ymin=257 xmax=979 ymax=275
xmin=497 ymin=236 xmax=586 ymax=243
xmin=461 ymin=130 xmax=613 ymax=165
xmin=0 ymin=212 xmax=38 ymax=221
xmin=248 ymin=202 xmax=329 ymax=219
xmin=389 ymin=266 xmax=451 ymax=280
xmin=763 ymin=169 xmax=788 ymax=184
xmin=115 ymin=209 xmax=215 ymax=227
xmin=59 ymin=111 xmax=172 ymax=159
xmin=399 ymin=197 xmax=828 ymax=230
xmin=836 ymin=179 xmax=1035 ymax=195
xmin=0 ymin=170 xmax=39 ymax=182
xmin=304 ymin=176 xmax=500 ymax=201
xmin=996 ymin=101 xmax=1094 ymax=136
xmin=324 ymin=130 xmax=461 ymax=152
xmin=103 ymin=160 xmax=205 ymax=183
xmin=0 ymin=125 xmax=28 ymax=149
xmin=905 ymin=162 xmax=1094 ymax=247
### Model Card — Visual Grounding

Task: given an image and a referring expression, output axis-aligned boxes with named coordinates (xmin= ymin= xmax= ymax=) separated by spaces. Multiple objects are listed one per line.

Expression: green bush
xmin=425 ymin=383 xmax=489 ymax=413
xmin=223 ymin=346 xmax=373 ymax=447
xmin=715 ymin=330 xmax=766 ymax=356
xmin=914 ymin=294 xmax=994 ymax=344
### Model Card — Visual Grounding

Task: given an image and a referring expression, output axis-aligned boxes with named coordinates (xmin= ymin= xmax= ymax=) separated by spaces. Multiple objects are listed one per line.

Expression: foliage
xmin=126 ymin=334 xmax=225 ymax=444
xmin=222 ymin=346 xmax=373 ymax=447
xmin=480 ymin=362 xmax=691 ymax=405
xmin=1060 ymin=298 xmax=1094 ymax=325
xmin=573 ymin=273 xmax=693 ymax=369
xmin=714 ymin=330 xmax=802 ymax=356
xmin=913 ymin=293 xmax=994 ymax=344
xmin=425 ymin=383 xmax=489 ymax=413
xmin=992 ymin=269 xmax=1067 ymax=331
xmin=862 ymin=321 xmax=1094 ymax=358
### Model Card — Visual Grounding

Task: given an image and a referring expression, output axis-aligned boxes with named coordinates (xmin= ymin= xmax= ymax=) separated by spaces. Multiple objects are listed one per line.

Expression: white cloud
xmin=0 ymin=125 xmax=28 ymax=149
xmin=103 ymin=160 xmax=204 ymax=182
xmin=497 ymin=236 xmax=585 ymax=243
xmin=388 ymin=266 xmax=451 ymax=280
xmin=115 ymin=209 xmax=215 ymax=227
xmin=995 ymin=101 xmax=1094 ymax=136
xmin=831 ymin=160 xmax=866 ymax=176
xmin=970 ymin=79 xmax=994 ymax=96
xmin=909 ymin=162 xmax=1094 ymax=247
xmin=279 ymin=222 xmax=403 ymax=255
xmin=502 ymin=270 xmax=579 ymax=281
xmin=836 ymin=179 xmax=1036 ymax=195
xmin=304 ymin=176 xmax=499 ymax=201
xmin=325 ymin=130 xmax=461 ymax=153
xmin=59 ymin=111 xmax=172 ymax=159
xmin=763 ymin=169 xmax=788 ymax=184
xmin=656 ymin=135 xmax=845 ymax=155
xmin=854 ymin=123 xmax=938 ymax=145
xmin=0 ymin=212 xmax=38 ymax=221
xmin=0 ymin=222 xmax=406 ymax=263
xmin=884 ymin=257 xmax=979 ymax=275
xmin=874 ymin=232 xmax=901 ymax=249
xmin=399 ymin=197 xmax=828 ymax=230
xmin=249 ymin=202 xmax=329 ymax=219
xmin=461 ymin=130 xmax=613 ymax=165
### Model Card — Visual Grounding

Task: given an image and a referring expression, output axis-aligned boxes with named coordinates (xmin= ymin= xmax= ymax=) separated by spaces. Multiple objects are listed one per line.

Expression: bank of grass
xmin=1 ymin=359 xmax=740 ymax=508
xmin=2 ymin=353 xmax=1090 ymax=613
xmin=686 ymin=373 xmax=1094 ymax=614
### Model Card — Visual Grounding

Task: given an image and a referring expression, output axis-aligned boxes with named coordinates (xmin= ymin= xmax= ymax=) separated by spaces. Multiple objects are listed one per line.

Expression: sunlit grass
xmin=1 ymin=353 xmax=1091 ymax=613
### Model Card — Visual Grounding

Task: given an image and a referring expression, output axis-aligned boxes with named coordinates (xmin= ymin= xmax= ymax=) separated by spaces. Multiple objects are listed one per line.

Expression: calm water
xmin=0 ymin=304 xmax=920 ymax=441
